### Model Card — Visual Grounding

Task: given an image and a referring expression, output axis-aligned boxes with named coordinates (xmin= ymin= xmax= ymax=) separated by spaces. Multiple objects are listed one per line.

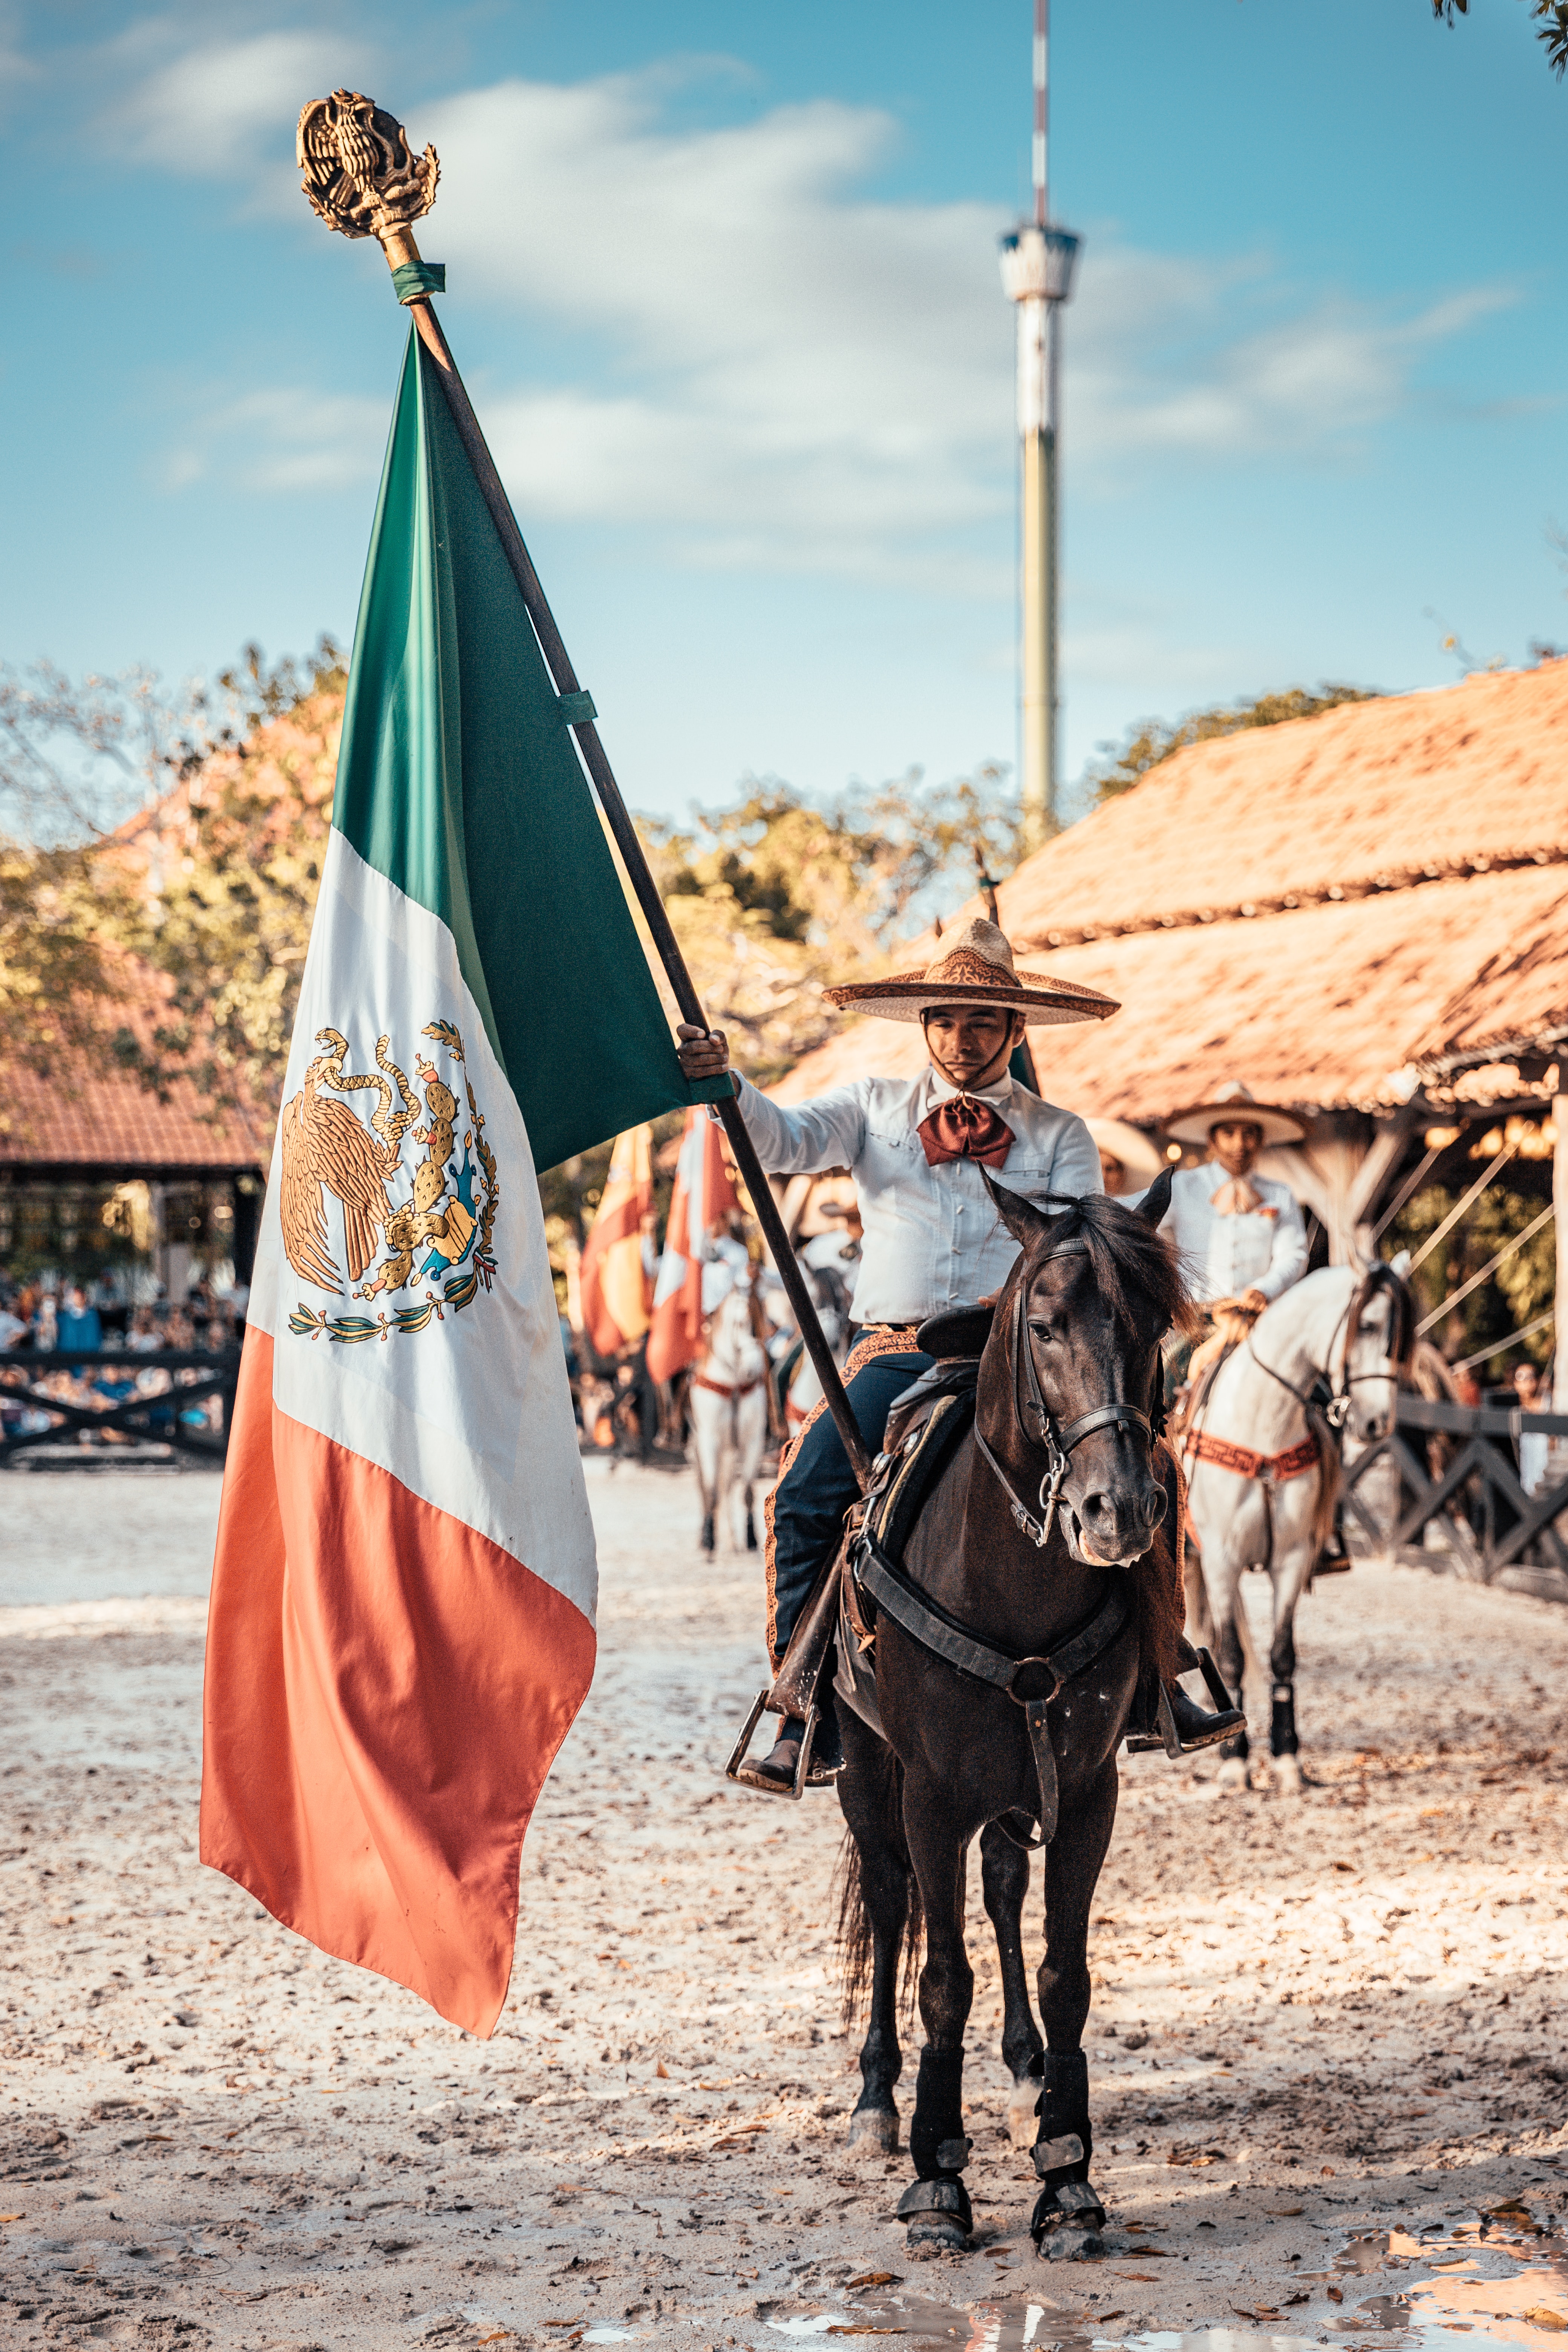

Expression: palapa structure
xmin=775 ymin=661 xmax=1568 ymax=1378
xmin=1 ymin=951 xmax=268 ymax=1303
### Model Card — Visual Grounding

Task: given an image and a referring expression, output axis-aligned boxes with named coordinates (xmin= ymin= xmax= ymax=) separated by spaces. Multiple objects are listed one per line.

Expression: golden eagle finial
xmin=297 ymin=91 xmax=439 ymax=255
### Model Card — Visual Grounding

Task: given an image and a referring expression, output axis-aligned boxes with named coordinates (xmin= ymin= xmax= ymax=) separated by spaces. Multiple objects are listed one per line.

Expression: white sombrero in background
xmin=1164 ymin=1080 xmax=1306 ymax=1149
xmin=824 ymin=917 xmax=1119 ymax=1028
xmin=1085 ymin=1117 xmax=1167 ymax=1190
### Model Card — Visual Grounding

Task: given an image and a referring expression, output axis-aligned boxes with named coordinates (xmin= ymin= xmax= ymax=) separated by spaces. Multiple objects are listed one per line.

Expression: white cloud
xmin=118 ymin=46 xmax=1518 ymax=579
xmin=1067 ymin=256 xmax=1517 ymax=472
xmin=162 ymin=384 xmax=387 ymax=493
xmin=112 ymin=23 xmax=362 ymax=174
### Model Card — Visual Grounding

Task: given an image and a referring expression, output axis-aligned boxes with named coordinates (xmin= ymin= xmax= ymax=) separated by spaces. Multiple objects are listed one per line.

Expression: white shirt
xmin=733 ymin=1069 xmax=1101 ymax=1328
xmin=1161 ymin=1161 xmax=1309 ymax=1306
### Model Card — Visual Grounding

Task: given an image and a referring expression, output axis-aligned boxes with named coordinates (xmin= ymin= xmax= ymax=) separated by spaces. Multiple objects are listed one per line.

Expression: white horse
xmin=689 ymin=1282 xmax=772 ymax=1555
xmin=1183 ymin=1263 xmax=1411 ymax=1795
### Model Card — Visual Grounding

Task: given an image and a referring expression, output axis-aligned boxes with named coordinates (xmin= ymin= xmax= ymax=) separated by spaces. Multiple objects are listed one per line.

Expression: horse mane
xmin=1016 ymin=1190 xmax=1200 ymax=1343
xmin=1349 ymin=1259 xmax=1416 ymax=1370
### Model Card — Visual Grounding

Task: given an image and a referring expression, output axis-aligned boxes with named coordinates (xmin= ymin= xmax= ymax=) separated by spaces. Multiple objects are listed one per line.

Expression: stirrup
xmin=725 ymin=1694 xmax=837 ymax=1798
xmin=1124 ymin=1648 xmax=1243 ymax=1756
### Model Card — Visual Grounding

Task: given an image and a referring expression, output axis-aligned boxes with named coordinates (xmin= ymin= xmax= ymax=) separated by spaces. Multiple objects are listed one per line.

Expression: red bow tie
xmin=917 ymin=1093 xmax=1015 ymax=1170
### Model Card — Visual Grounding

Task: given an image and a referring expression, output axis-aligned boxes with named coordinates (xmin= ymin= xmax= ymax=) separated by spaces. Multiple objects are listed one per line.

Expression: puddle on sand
xmin=760 ymin=2199 xmax=1568 ymax=2352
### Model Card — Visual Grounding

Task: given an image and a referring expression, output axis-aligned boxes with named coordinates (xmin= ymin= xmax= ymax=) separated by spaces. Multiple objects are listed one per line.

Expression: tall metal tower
xmin=998 ymin=0 xmax=1080 ymax=852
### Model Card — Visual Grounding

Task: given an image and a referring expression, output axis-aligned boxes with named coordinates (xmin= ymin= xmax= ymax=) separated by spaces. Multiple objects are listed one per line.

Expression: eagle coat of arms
xmin=281 ymin=1021 xmax=499 ymax=1344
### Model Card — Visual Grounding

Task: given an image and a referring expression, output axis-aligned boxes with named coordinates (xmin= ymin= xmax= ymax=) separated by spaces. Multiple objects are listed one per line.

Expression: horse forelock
xmin=1016 ymin=1191 xmax=1197 ymax=1343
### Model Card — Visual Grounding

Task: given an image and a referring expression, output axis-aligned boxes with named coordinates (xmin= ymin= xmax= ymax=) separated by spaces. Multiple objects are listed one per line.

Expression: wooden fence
xmin=1344 ymin=1392 xmax=1568 ymax=1587
xmin=0 ymin=1349 xmax=241 ymax=1467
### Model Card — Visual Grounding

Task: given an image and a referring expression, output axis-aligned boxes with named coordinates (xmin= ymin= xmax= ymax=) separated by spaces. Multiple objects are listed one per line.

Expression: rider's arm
xmin=1256 ymin=1184 xmax=1309 ymax=1299
xmin=675 ymin=1024 xmax=869 ymax=1174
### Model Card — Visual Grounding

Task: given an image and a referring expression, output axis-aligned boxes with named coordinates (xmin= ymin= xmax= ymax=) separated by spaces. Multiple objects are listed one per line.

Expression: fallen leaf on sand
xmin=827 ymin=2329 xmax=905 ymax=2337
xmin=1272 ymin=2205 xmax=1305 ymax=2216
xmin=1095 ymin=2311 xmax=1126 ymax=2323
xmin=656 ymin=2060 xmax=670 ymax=2079
xmin=846 ymin=2274 xmax=900 ymax=2289
xmin=1522 ymin=2310 xmax=1566 ymax=2331
xmin=1119 ymin=2273 xmax=1157 ymax=2282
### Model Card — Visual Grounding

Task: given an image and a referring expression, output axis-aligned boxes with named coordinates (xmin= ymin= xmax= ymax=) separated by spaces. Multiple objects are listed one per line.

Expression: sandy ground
xmin=3 ymin=1459 xmax=1568 ymax=2352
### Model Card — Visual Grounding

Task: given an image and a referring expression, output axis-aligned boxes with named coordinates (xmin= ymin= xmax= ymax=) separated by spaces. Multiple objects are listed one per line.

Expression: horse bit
xmin=1249 ymin=1266 xmax=1406 ymax=1430
xmin=972 ymin=1250 xmax=1158 ymax=1551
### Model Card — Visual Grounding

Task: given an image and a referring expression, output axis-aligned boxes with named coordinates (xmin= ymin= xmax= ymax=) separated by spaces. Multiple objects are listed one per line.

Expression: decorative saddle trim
xmin=1185 ymin=1426 xmax=1319 ymax=1484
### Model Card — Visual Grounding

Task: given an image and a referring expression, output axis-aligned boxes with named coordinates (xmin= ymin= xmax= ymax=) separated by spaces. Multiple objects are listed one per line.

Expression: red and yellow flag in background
xmin=579 ymin=1125 xmax=653 ymax=1358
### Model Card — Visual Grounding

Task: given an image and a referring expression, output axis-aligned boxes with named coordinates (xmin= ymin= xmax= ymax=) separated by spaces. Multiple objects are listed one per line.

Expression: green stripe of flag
xmin=333 ymin=326 xmax=729 ymax=1173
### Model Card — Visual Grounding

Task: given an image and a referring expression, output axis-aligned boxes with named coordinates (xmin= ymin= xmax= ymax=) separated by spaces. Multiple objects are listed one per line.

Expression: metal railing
xmin=0 ymin=1348 xmax=241 ymax=1466
xmin=1344 ymin=1392 xmax=1568 ymax=1583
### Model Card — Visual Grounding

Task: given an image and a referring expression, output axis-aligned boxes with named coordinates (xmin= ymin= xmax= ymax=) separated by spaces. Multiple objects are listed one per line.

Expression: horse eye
xmin=1027 ymin=1319 xmax=1058 ymax=1343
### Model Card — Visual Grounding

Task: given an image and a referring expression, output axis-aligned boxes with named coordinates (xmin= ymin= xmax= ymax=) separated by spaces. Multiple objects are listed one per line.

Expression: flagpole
xmin=299 ymin=106 xmax=872 ymax=1490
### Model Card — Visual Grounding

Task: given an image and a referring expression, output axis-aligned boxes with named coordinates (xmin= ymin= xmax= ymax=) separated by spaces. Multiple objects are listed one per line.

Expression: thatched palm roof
xmin=775 ymin=662 xmax=1568 ymax=1122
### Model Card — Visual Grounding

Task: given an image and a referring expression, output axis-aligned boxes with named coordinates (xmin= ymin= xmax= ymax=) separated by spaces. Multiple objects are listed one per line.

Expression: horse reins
xmin=971 ymin=1254 xmax=1157 ymax=1551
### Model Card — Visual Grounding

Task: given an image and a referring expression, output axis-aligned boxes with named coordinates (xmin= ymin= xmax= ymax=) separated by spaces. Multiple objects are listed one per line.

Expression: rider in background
xmin=1155 ymin=1083 xmax=1348 ymax=1572
xmin=1156 ymin=1081 xmax=1308 ymax=1396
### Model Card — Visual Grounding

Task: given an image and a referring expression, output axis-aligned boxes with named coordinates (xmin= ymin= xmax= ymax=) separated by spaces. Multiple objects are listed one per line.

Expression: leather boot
xmin=1125 ymin=1659 xmax=1245 ymax=1756
xmin=740 ymin=1711 xmax=842 ymax=1793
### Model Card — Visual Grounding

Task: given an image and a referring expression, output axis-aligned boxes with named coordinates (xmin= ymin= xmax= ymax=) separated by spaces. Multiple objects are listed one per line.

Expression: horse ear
xmin=981 ymin=1166 xmax=1052 ymax=1245
xmin=1136 ymin=1166 xmax=1174 ymax=1227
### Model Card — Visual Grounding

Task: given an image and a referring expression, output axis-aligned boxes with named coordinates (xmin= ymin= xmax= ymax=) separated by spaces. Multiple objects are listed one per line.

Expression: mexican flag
xmin=645 ymin=1110 xmax=740 ymax=1383
xmin=578 ymin=1125 xmax=654 ymax=1360
xmin=200 ymin=324 xmax=726 ymax=2037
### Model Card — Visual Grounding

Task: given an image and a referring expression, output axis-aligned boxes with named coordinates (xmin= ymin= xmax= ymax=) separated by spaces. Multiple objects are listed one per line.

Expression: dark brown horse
xmin=834 ymin=1170 xmax=1192 ymax=2254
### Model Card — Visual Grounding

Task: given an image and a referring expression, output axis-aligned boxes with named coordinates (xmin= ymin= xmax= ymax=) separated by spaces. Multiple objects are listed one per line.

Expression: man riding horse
xmin=677 ymin=917 xmax=1240 ymax=1788
xmin=1156 ymin=1081 xmax=1349 ymax=1574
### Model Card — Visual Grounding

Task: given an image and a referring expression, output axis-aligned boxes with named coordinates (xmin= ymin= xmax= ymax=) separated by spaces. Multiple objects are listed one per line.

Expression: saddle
xmin=726 ymin=1302 xmax=1132 ymax=1831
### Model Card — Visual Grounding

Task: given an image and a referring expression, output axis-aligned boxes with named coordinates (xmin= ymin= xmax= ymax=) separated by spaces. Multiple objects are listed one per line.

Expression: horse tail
xmin=1127 ymin=1443 xmax=1189 ymax=1698
xmin=834 ymin=1746 xmax=922 ymax=2027
xmin=1306 ymin=1399 xmax=1343 ymax=1566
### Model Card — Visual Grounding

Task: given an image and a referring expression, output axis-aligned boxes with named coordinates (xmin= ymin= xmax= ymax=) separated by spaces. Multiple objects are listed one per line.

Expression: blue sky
xmin=5 ymin=1 xmax=1566 ymax=828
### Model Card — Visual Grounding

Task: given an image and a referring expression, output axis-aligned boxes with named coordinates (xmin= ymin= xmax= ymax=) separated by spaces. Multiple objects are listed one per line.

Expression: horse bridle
xmin=972 ymin=1250 xmax=1158 ymax=1551
xmin=1249 ymin=1266 xmax=1407 ymax=1430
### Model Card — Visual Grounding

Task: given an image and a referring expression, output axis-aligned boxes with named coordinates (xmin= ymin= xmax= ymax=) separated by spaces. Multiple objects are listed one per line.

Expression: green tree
xmin=1083 ymin=684 xmax=1380 ymax=806
xmin=644 ymin=762 xmax=1021 ymax=1082
xmin=1434 ymin=1 xmax=1568 ymax=79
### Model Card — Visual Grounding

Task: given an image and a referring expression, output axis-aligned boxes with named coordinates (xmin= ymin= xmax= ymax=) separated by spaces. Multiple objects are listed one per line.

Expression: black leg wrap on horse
xmin=1271 ymin=1683 xmax=1299 ymax=1756
xmin=1031 ymin=2051 xmax=1104 ymax=2243
xmin=908 ymin=2046 xmax=969 ymax=2179
xmin=895 ymin=2174 xmax=974 ymax=2232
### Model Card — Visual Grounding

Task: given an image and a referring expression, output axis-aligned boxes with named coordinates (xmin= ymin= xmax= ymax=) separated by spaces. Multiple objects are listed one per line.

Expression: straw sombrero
xmin=1164 ymin=1080 xmax=1306 ymax=1149
xmin=824 ymin=917 xmax=1118 ymax=1028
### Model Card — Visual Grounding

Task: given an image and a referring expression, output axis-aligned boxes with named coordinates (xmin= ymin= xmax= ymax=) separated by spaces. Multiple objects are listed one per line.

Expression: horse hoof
xmin=1007 ymin=2080 xmax=1042 ymax=2150
xmin=1271 ymin=1752 xmax=1303 ymax=1795
xmin=745 ymin=1512 xmax=758 ymax=1552
xmin=701 ymin=1516 xmax=715 ymax=1555
xmin=1216 ymin=1755 xmax=1250 ymax=1793
xmin=1041 ymin=2226 xmax=1105 ymax=2262
xmin=907 ymin=2214 xmax=968 ymax=2253
xmin=848 ymin=2106 xmax=899 ymax=2153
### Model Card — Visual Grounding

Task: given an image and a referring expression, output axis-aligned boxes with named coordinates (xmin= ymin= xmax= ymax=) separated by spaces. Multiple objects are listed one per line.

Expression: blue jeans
xmin=768 ymin=1347 xmax=933 ymax=1666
